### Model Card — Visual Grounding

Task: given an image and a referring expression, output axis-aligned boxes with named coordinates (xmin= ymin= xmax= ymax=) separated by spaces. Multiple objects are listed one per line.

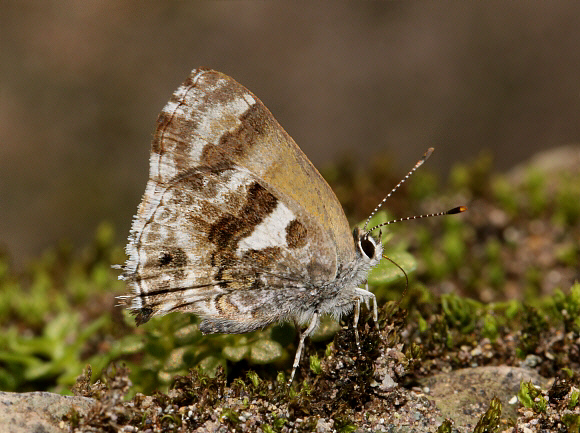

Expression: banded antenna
xmin=363 ymin=147 xmax=434 ymax=231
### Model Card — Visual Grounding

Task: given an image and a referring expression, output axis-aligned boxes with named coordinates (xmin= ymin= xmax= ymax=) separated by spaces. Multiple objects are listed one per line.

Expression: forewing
xmin=121 ymin=69 xmax=355 ymax=329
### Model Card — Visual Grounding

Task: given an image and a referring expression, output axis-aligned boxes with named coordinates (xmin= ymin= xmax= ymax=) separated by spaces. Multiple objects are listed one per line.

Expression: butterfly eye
xmin=360 ymin=237 xmax=376 ymax=259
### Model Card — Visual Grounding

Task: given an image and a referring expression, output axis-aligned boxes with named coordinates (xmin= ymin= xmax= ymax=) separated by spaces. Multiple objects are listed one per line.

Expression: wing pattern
xmin=121 ymin=69 xmax=355 ymax=332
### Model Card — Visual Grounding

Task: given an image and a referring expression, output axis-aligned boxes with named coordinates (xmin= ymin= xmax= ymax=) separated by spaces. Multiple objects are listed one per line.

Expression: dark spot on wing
xmin=200 ymin=144 xmax=230 ymax=168
xmin=159 ymin=252 xmax=172 ymax=266
xmin=241 ymin=102 xmax=269 ymax=135
xmin=285 ymin=219 xmax=307 ymax=248
xmin=158 ymin=247 xmax=188 ymax=268
xmin=209 ymin=214 xmax=240 ymax=248
xmin=176 ymin=169 xmax=204 ymax=191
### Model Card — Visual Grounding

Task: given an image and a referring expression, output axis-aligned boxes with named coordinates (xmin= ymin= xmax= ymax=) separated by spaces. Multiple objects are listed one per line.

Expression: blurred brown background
xmin=1 ymin=1 xmax=579 ymax=267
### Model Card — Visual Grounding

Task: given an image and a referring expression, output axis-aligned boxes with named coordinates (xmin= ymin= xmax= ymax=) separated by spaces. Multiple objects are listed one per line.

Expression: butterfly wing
xmin=121 ymin=69 xmax=355 ymax=331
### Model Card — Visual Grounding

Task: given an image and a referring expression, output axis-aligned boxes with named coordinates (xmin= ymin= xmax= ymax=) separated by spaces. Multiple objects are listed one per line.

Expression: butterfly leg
xmin=353 ymin=298 xmax=362 ymax=355
xmin=289 ymin=311 xmax=320 ymax=385
xmin=366 ymin=282 xmax=380 ymax=331
xmin=353 ymin=287 xmax=379 ymax=337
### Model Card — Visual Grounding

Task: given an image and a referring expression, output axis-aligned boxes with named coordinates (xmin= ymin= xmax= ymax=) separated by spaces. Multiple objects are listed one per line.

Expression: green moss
xmin=553 ymin=172 xmax=580 ymax=226
xmin=517 ymin=306 xmax=548 ymax=358
xmin=523 ymin=169 xmax=548 ymax=217
xmin=334 ymin=416 xmax=357 ymax=433
xmin=504 ymin=300 xmax=522 ymax=320
xmin=220 ymin=408 xmax=240 ymax=425
xmin=261 ymin=424 xmax=275 ymax=433
xmin=562 ymin=414 xmax=580 ymax=433
xmin=309 ymin=354 xmax=322 ymax=375
xmin=483 ymin=239 xmax=505 ymax=290
xmin=441 ymin=218 xmax=469 ymax=271
xmin=518 ymin=381 xmax=547 ymax=413
xmin=1 ymin=150 xmax=579 ymax=432
xmin=441 ymin=293 xmax=481 ymax=334
xmin=481 ymin=313 xmax=499 ymax=341
xmin=552 ymin=283 xmax=580 ymax=333
xmin=555 ymin=242 xmax=579 ymax=267
xmin=436 ymin=419 xmax=453 ymax=433
xmin=417 ymin=314 xmax=428 ymax=333
xmin=408 ymin=170 xmax=440 ymax=200
xmin=448 ymin=151 xmax=493 ymax=196
xmin=246 ymin=370 xmax=261 ymax=388
xmin=569 ymin=389 xmax=580 ymax=410
xmin=423 ymin=314 xmax=452 ymax=349
xmin=473 ymin=397 xmax=502 ymax=433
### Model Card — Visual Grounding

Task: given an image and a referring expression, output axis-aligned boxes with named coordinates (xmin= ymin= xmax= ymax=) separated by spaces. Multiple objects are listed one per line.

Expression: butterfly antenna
xmin=367 ymin=206 xmax=467 ymax=233
xmin=363 ymin=147 xmax=434 ymax=231
xmin=377 ymin=206 xmax=466 ymax=313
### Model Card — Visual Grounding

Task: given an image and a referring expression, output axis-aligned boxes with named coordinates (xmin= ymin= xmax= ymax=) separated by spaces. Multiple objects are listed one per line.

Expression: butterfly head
xmin=353 ymin=227 xmax=383 ymax=267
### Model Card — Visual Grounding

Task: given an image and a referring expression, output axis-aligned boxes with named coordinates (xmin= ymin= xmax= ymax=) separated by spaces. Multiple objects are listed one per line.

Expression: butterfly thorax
xmin=295 ymin=227 xmax=383 ymax=323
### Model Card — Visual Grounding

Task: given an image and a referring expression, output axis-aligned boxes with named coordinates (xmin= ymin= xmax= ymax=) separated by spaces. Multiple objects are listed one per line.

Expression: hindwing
xmin=121 ymin=69 xmax=356 ymax=331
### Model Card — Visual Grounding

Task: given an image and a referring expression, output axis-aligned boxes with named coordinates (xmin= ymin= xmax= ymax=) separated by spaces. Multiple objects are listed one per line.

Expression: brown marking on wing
xmin=200 ymin=144 xmax=230 ymax=168
xmin=152 ymin=110 xmax=173 ymax=154
xmin=215 ymin=103 xmax=270 ymax=159
xmin=193 ymin=70 xmax=353 ymax=266
xmin=152 ymin=102 xmax=197 ymax=170
xmin=285 ymin=219 xmax=308 ymax=249
xmin=208 ymin=182 xmax=278 ymax=248
xmin=241 ymin=247 xmax=282 ymax=268
xmin=158 ymin=247 xmax=188 ymax=268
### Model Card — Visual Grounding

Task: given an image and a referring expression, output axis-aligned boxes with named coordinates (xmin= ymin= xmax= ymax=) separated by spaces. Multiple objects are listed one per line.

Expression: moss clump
xmin=516 ymin=306 xmax=549 ymax=358
xmin=473 ymin=397 xmax=502 ymax=433
xmin=0 ymin=223 xmax=126 ymax=393
xmin=551 ymin=282 xmax=580 ymax=334
xmin=519 ymin=381 xmax=548 ymax=413
xmin=436 ymin=419 xmax=453 ymax=432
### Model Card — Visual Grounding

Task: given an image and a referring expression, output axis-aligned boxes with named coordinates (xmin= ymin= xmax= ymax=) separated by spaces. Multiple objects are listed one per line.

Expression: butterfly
xmin=119 ymin=68 xmax=464 ymax=383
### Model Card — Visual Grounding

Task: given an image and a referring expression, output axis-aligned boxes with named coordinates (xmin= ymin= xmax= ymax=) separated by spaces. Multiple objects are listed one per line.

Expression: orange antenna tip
xmin=447 ymin=206 xmax=468 ymax=215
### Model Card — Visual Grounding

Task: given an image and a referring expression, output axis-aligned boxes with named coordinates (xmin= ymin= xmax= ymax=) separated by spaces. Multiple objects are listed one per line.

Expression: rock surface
xmin=422 ymin=366 xmax=552 ymax=430
xmin=0 ymin=391 xmax=94 ymax=433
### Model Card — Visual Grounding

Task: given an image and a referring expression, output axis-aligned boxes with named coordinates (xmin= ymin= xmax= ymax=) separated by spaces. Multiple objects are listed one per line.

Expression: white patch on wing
xmin=230 ymin=293 xmax=255 ymax=314
xmin=162 ymin=100 xmax=184 ymax=118
xmin=157 ymin=300 xmax=176 ymax=315
xmin=173 ymin=83 xmax=193 ymax=100
xmin=159 ymin=154 xmax=178 ymax=180
xmin=209 ymin=169 xmax=253 ymax=206
xmin=236 ymin=202 xmax=295 ymax=256
xmin=242 ymin=93 xmax=256 ymax=106
xmin=192 ymin=94 xmax=251 ymax=146
xmin=191 ymin=69 xmax=208 ymax=86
